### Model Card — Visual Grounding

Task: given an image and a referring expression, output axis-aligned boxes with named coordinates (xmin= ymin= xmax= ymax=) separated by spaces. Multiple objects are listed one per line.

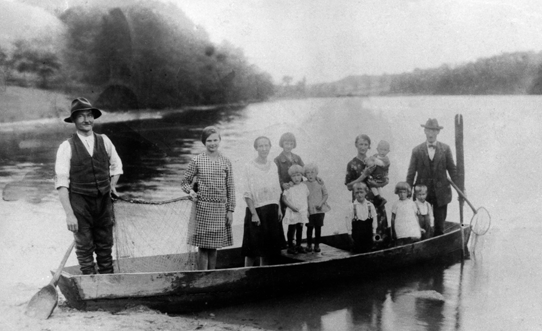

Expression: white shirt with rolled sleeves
xmin=55 ymin=132 xmax=123 ymax=189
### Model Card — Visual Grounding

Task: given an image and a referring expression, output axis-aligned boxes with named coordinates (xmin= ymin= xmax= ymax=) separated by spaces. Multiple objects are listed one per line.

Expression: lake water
xmin=1 ymin=96 xmax=541 ymax=330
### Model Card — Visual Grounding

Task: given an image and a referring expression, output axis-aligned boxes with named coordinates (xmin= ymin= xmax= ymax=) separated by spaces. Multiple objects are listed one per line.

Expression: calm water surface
xmin=1 ymin=96 xmax=541 ymax=330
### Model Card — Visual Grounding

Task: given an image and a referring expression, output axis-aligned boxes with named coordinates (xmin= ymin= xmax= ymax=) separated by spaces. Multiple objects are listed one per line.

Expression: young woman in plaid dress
xmin=181 ymin=126 xmax=235 ymax=270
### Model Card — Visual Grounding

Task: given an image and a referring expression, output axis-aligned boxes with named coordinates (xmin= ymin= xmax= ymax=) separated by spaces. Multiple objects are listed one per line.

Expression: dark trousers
xmin=306 ymin=214 xmax=324 ymax=246
xmin=433 ymin=203 xmax=448 ymax=236
xmin=352 ymin=220 xmax=373 ymax=254
xmin=70 ymin=192 xmax=114 ymax=274
xmin=418 ymin=214 xmax=433 ymax=239
xmin=287 ymin=223 xmax=303 ymax=247
xmin=424 ymin=192 xmax=448 ymax=236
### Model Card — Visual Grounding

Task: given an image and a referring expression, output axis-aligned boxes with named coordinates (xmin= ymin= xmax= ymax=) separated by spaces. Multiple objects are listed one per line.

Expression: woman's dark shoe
xmin=314 ymin=245 xmax=321 ymax=253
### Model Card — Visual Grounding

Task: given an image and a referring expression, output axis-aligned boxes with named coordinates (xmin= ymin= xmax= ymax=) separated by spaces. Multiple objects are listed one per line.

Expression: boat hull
xmin=57 ymin=222 xmax=471 ymax=313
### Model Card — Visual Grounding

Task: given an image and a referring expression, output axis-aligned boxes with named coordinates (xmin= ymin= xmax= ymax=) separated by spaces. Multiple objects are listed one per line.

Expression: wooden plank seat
xmin=280 ymin=243 xmax=352 ymax=262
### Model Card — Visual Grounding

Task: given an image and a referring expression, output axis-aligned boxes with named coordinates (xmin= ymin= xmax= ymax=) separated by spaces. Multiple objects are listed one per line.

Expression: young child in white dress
xmin=414 ymin=184 xmax=434 ymax=239
xmin=282 ymin=164 xmax=310 ymax=254
xmin=391 ymin=182 xmax=422 ymax=246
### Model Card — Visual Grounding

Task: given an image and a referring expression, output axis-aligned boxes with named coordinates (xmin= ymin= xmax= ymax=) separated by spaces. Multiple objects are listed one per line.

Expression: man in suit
xmin=406 ymin=118 xmax=457 ymax=236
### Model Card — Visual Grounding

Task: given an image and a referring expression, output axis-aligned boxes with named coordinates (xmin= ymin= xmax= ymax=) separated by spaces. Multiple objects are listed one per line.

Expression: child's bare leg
xmin=372 ymin=187 xmax=386 ymax=207
xmin=314 ymin=225 xmax=322 ymax=252
xmin=306 ymin=225 xmax=313 ymax=251
xmin=287 ymin=225 xmax=296 ymax=254
xmin=295 ymin=223 xmax=306 ymax=253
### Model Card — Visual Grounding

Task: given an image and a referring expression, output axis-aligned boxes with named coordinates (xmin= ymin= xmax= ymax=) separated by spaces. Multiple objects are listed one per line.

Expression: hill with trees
xmin=0 ymin=0 xmax=275 ymax=111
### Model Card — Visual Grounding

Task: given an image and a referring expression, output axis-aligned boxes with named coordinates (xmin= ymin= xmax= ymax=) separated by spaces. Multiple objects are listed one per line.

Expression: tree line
xmin=301 ymin=51 xmax=542 ymax=98
xmin=0 ymin=0 xmax=275 ymax=110
xmin=389 ymin=51 xmax=542 ymax=95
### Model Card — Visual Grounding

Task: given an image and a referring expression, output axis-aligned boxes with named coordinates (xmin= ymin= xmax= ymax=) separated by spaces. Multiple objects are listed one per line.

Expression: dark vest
xmin=68 ymin=133 xmax=111 ymax=196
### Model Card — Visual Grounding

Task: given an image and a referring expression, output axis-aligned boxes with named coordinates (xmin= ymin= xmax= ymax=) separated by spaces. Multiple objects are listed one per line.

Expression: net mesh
xmin=470 ymin=207 xmax=491 ymax=236
xmin=112 ymin=196 xmax=198 ymax=273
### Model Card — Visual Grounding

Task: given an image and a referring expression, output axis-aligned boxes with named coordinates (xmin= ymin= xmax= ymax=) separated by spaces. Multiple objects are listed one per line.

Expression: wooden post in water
xmin=455 ymin=114 xmax=465 ymax=224
xmin=455 ymin=114 xmax=465 ymax=255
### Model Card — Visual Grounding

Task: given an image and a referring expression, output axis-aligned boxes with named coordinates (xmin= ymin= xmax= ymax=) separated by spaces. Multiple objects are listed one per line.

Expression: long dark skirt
xmin=242 ymin=204 xmax=282 ymax=259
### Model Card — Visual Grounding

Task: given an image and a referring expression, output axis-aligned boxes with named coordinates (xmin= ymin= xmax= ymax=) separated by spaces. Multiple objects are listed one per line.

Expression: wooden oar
xmin=25 ymin=241 xmax=75 ymax=319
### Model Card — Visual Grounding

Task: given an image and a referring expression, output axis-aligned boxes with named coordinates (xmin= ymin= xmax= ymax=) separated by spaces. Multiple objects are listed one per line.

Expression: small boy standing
xmin=366 ymin=140 xmax=391 ymax=207
xmin=414 ymin=185 xmax=434 ymax=239
xmin=304 ymin=163 xmax=330 ymax=253
xmin=348 ymin=182 xmax=378 ymax=254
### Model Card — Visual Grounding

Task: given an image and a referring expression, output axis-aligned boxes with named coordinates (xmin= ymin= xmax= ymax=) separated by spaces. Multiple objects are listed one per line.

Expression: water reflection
xmin=0 ymin=105 xmax=247 ymax=201
xmin=197 ymin=255 xmax=465 ymax=331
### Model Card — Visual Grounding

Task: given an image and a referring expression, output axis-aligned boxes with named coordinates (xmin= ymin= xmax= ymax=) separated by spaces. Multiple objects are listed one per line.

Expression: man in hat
xmin=406 ymin=118 xmax=457 ymax=236
xmin=55 ymin=97 xmax=123 ymax=274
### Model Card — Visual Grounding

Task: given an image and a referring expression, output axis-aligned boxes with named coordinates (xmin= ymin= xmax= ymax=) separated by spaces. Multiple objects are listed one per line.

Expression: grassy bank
xmin=0 ymin=86 xmax=71 ymax=123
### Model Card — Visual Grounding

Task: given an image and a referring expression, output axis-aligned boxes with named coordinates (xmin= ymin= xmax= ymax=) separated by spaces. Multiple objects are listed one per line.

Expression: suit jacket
xmin=406 ymin=141 xmax=457 ymax=207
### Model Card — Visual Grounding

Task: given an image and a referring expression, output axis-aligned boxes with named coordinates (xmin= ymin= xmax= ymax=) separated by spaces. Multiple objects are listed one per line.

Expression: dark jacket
xmin=406 ymin=141 xmax=457 ymax=207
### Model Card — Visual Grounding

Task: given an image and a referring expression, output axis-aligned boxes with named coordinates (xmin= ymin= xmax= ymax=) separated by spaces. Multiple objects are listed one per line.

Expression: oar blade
xmin=25 ymin=284 xmax=58 ymax=319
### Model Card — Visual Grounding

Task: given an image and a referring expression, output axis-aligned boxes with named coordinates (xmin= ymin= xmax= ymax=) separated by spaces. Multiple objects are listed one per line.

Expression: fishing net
xmin=112 ymin=196 xmax=198 ymax=273
xmin=470 ymin=206 xmax=491 ymax=236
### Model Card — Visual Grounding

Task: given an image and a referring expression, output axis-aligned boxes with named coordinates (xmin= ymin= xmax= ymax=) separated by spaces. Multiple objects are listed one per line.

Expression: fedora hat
xmin=421 ymin=118 xmax=443 ymax=130
xmin=64 ymin=97 xmax=102 ymax=123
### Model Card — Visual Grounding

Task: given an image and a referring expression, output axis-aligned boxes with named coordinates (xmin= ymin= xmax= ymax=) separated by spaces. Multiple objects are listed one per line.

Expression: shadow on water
xmin=190 ymin=253 xmax=466 ymax=331
xmin=0 ymin=105 xmax=247 ymax=202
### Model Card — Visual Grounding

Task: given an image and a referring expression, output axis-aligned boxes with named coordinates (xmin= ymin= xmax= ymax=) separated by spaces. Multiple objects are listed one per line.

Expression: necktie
xmin=428 ymin=144 xmax=435 ymax=149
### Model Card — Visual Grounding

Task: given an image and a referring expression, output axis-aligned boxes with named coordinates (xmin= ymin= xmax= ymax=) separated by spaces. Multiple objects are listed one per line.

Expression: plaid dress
xmin=181 ymin=152 xmax=235 ymax=248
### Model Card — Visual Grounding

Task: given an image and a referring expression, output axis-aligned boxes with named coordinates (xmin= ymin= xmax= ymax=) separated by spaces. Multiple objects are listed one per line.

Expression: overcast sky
xmin=178 ymin=0 xmax=542 ymax=84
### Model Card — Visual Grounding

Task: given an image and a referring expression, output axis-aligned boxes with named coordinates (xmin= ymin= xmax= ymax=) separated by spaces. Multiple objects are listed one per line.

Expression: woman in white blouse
xmin=242 ymin=136 xmax=283 ymax=266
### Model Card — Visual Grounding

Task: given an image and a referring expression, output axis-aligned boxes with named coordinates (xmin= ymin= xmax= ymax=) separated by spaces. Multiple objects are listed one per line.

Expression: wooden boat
xmin=58 ymin=114 xmax=473 ymax=313
xmin=57 ymin=222 xmax=471 ymax=313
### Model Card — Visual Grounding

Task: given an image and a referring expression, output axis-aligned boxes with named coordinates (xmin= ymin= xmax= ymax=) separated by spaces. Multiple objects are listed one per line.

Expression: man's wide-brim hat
xmin=64 ymin=97 xmax=102 ymax=123
xmin=421 ymin=118 xmax=443 ymax=130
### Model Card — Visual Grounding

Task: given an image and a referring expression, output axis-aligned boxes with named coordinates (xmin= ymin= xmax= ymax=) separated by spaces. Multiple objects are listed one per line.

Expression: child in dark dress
xmin=274 ymin=132 xmax=305 ymax=191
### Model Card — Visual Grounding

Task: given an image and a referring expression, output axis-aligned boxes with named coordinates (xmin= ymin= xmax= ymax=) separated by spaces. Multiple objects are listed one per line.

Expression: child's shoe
xmin=296 ymin=245 xmax=307 ymax=254
xmin=287 ymin=246 xmax=297 ymax=254
xmin=305 ymin=245 xmax=313 ymax=252
xmin=314 ymin=244 xmax=321 ymax=253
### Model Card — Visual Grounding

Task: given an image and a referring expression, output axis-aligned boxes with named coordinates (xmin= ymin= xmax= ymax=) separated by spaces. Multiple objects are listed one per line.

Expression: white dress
xmin=282 ymin=183 xmax=309 ymax=225
xmin=392 ymin=199 xmax=421 ymax=239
